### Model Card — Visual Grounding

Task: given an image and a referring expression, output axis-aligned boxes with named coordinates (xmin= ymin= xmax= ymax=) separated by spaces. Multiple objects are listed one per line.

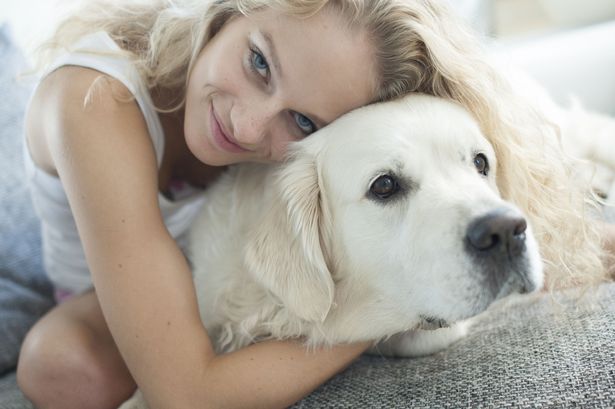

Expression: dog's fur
xmin=191 ymin=94 xmax=544 ymax=354
xmin=118 ymin=94 xmax=545 ymax=409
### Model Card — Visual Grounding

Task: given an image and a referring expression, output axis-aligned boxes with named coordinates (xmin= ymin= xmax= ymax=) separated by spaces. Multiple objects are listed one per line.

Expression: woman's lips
xmin=210 ymin=105 xmax=250 ymax=154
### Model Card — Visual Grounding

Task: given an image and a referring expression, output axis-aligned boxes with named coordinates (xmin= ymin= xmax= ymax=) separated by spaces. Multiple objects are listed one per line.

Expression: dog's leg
xmin=117 ymin=390 xmax=148 ymax=409
xmin=368 ymin=320 xmax=470 ymax=358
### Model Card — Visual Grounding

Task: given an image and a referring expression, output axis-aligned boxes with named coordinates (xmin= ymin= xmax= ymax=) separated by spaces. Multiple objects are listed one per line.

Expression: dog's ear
xmin=244 ymin=148 xmax=334 ymax=323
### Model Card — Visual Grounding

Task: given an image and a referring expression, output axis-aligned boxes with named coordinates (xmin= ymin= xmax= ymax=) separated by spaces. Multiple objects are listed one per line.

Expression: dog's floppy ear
xmin=244 ymin=147 xmax=334 ymax=323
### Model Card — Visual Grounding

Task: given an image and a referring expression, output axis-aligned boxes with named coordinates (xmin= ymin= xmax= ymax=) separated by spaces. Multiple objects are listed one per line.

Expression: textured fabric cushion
xmin=0 ymin=373 xmax=31 ymax=409
xmin=0 ymin=24 xmax=55 ymax=377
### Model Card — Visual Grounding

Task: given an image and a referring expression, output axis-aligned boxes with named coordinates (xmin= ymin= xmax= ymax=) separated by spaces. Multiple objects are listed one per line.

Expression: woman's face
xmin=184 ymin=8 xmax=378 ymax=165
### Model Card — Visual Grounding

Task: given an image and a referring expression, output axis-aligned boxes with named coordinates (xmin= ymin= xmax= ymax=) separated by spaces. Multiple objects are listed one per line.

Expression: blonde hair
xmin=40 ymin=0 xmax=609 ymax=289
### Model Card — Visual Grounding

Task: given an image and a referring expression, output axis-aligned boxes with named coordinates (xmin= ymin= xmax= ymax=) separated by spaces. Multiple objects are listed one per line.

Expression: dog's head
xmin=244 ymin=94 xmax=543 ymax=338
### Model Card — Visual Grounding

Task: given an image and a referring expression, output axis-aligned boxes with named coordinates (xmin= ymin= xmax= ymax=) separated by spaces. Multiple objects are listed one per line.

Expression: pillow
xmin=0 ymin=23 xmax=55 ymax=376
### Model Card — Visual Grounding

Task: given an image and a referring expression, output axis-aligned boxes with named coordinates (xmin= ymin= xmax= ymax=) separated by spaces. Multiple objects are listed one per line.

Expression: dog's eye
xmin=370 ymin=175 xmax=400 ymax=199
xmin=474 ymin=153 xmax=489 ymax=176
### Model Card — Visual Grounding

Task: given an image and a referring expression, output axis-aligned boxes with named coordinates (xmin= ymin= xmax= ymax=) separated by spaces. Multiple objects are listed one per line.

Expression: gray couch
xmin=1 ymin=22 xmax=614 ymax=408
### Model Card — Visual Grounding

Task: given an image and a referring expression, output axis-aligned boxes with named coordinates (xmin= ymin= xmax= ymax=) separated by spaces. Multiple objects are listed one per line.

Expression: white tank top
xmin=23 ymin=31 xmax=207 ymax=293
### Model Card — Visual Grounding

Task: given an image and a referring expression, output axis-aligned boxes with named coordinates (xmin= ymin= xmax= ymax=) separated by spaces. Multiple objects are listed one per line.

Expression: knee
xmin=17 ymin=322 xmax=132 ymax=409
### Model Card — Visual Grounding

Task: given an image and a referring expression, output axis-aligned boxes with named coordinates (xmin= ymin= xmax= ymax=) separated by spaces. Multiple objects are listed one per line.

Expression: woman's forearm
xmin=191 ymin=339 xmax=370 ymax=409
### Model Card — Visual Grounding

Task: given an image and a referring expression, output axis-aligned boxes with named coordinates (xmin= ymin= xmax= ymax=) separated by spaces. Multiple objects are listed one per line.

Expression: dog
xmin=118 ymin=94 xmax=543 ymax=409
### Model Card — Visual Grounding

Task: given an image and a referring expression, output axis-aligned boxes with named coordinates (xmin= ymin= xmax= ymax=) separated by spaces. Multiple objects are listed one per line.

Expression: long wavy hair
xmin=38 ymin=0 xmax=609 ymax=289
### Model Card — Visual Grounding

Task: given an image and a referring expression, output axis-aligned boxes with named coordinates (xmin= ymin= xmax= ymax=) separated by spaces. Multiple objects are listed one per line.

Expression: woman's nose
xmin=231 ymin=102 xmax=277 ymax=147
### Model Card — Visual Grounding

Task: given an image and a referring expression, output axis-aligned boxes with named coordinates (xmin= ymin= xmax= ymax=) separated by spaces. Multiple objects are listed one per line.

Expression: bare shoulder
xmin=27 ymin=65 xmax=164 ymax=230
xmin=25 ymin=65 xmax=152 ymax=176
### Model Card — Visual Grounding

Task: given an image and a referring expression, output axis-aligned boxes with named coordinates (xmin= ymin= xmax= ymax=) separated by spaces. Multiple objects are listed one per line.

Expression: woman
xmin=16 ymin=0 xmax=609 ymax=408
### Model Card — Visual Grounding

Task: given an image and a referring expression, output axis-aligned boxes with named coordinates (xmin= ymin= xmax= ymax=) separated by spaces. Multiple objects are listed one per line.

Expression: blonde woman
xmin=16 ymin=0 xmax=610 ymax=408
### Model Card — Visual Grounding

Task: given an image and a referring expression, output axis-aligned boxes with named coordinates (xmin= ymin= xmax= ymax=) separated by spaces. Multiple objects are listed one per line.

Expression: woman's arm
xmin=44 ymin=66 xmax=368 ymax=409
xmin=197 ymin=340 xmax=368 ymax=409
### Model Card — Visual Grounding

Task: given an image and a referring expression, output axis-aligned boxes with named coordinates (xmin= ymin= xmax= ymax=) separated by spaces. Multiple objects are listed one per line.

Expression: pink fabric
xmin=53 ymin=288 xmax=75 ymax=304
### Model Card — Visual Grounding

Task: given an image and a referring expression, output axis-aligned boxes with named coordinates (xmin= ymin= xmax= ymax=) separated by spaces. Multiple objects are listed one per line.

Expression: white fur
xmin=189 ymin=95 xmax=543 ymax=354
xmin=119 ymin=94 xmax=544 ymax=409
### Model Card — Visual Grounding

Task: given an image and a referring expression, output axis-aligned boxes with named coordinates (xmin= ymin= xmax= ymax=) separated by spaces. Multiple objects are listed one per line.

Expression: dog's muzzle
xmin=465 ymin=207 xmax=534 ymax=295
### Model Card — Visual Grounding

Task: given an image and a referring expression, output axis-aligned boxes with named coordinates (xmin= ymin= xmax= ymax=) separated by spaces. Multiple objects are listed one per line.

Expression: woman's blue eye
xmin=293 ymin=112 xmax=316 ymax=135
xmin=250 ymin=48 xmax=269 ymax=78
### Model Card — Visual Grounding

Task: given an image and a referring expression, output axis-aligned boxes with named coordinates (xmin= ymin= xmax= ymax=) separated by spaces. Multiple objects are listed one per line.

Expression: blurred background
xmin=448 ymin=0 xmax=615 ymax=115
xmin=451 ymin=0 xmax=615 ymax=39
xmin=2 ymin=0 xmax=615 ymax=55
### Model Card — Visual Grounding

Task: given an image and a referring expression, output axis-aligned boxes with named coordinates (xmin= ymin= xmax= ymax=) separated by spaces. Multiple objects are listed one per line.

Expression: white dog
xmin=119 ymin=94 xmax=543 ymax=409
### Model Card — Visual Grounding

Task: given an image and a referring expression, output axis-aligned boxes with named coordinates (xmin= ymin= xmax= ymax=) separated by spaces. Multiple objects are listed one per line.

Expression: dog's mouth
xmin=418 ymin=315 xmax=451 ymax=330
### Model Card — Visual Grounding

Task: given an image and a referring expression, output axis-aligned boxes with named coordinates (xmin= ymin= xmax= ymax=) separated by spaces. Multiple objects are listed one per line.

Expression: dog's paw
xmin=368 ymin=320 xmax=470 ymax=357
xmin=117 ymin=390 xmax=148 ymax=409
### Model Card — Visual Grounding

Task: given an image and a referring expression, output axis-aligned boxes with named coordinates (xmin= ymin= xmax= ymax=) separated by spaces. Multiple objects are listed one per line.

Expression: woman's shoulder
xmin=32 ymin=28 xmax=142 ymax=118
xmin=28 ymin=64 xmax=139 ymax=142
xmin=26 ymin=65 xmax=151 ymax=176
xmin=37 ymin=65 xmax=133 ymax=106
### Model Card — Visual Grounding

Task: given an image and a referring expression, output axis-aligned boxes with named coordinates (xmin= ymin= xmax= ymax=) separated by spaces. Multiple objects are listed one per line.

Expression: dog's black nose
xmin=466 ymin=209 xmax=527 ymax=257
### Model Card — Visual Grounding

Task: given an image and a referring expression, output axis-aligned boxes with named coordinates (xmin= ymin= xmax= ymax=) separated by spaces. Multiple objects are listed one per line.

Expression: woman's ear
xmin=243 ymin=148 xmax=334 ymax=323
